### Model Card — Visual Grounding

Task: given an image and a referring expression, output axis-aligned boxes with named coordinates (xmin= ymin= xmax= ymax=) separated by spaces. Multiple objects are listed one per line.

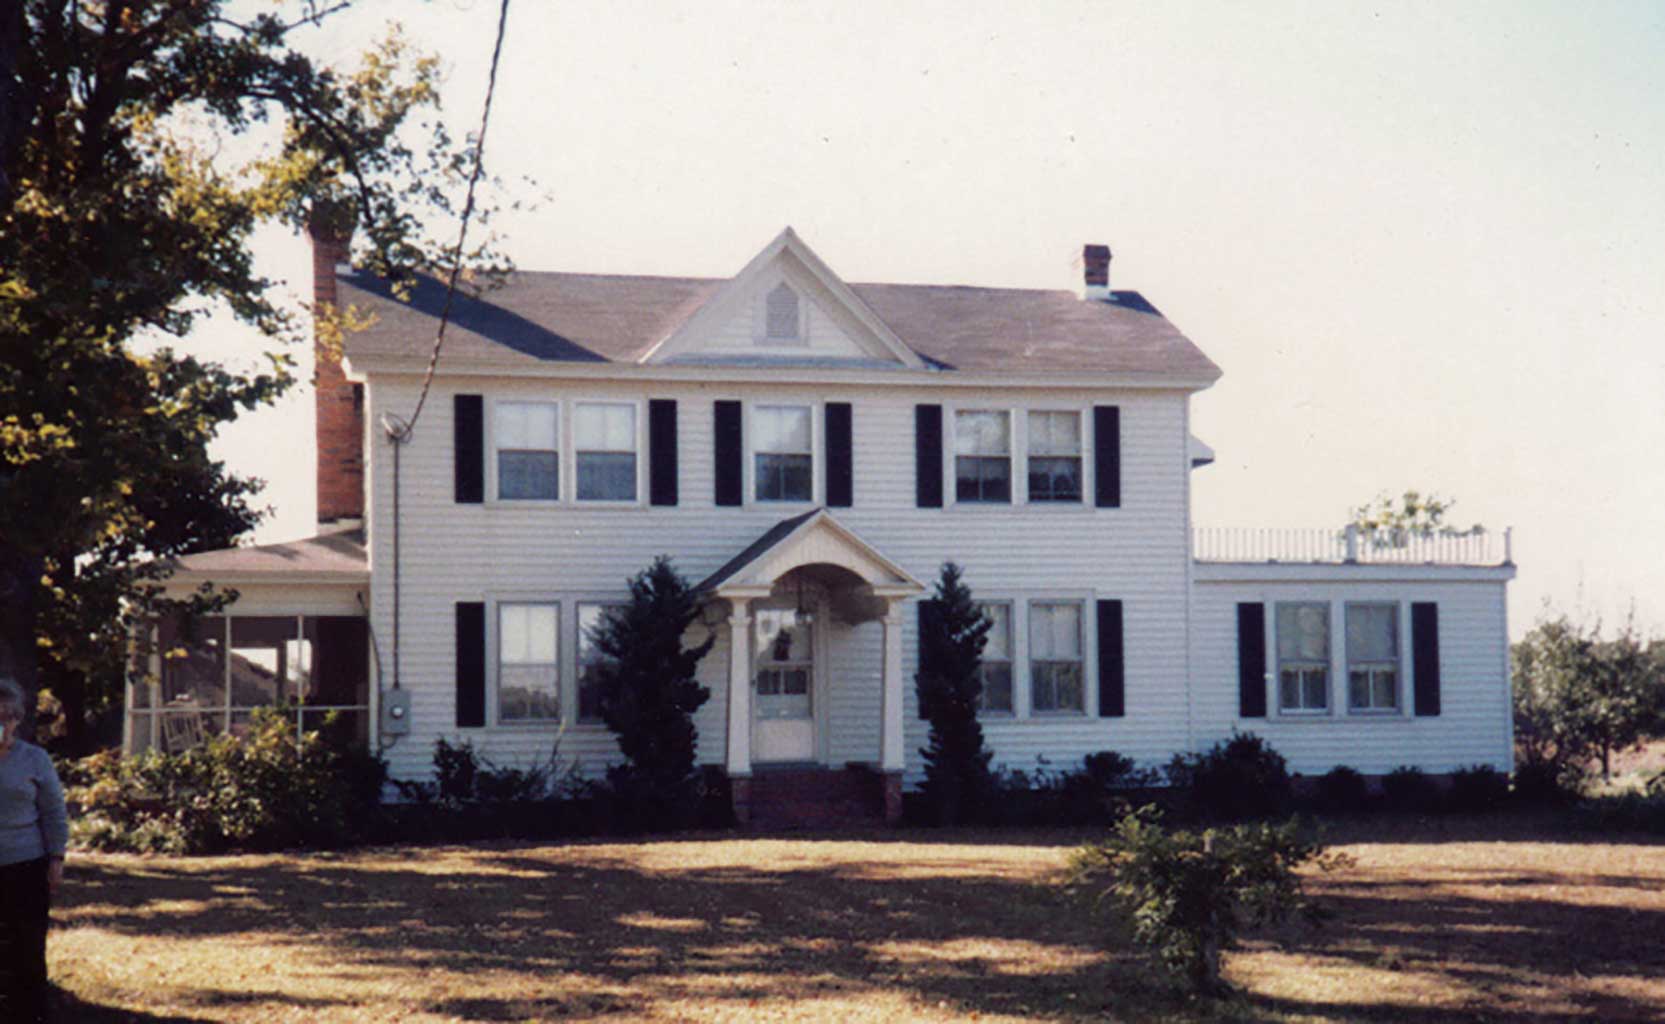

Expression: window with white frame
xmin=498 ymin=603 xmax=560 ymax=722
xmin=1029 ymin=601 xmax=1084 ymax=713
xmin=955 ymin=410 xmax=1011 ymax=503
xmin=1276 ymin=602 xmax=1330 ymax=713
xmin=977 ymin=602 xmax=1014 ymax=714
xmin=574 ymin=402 xmax=637 ymax=501
xmin=1027 ymin=410 xmax=1083 ymax=503
xmin=495 ymin=401 xmax=559 ymax=500
xmin=576 ymin=602 xmax=622 ymax=723
xmin=1346 ymin=603 xmax=1400 ymax=712
xmin=753 ymin=405 xmax=813 ymax=502
xmin=764 ymin=282 xmax=802 ymax=342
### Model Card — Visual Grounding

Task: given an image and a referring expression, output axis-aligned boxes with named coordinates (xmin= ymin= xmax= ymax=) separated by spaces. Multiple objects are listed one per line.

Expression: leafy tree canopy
xmin=1349 ymin=489 xmax=1483 ymax=539
xmin=1 ymin=1 xmax=513 ymax=747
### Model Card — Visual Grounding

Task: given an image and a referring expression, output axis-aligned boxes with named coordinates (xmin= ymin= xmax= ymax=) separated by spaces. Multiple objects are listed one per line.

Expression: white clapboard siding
xmin=364 ymin=375 xmax=1194 ymax=784
xmin=1188 ymin=578 xmax=1513 ymax=775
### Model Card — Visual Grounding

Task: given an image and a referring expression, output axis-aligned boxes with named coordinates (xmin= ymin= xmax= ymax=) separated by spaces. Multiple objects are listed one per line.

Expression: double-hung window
xmin=498 ymin=603 xmax=560 ymax=722
xmin=495 ymin=402 xmax=559 ymax=500
xmin=1276 ymin=602 xmax=1330 ymax=713
xmin=1027 ymin=410 xmax=1083 ymax=503
xmin=1346 ymin=603 xmax=1400 ymax=712
xmin=955 ymin=410 xmax=1011 ymax=503
xmin=754 ymin=405 xmax=813 ymax=502
xmin=1029 ymin=601 xmax=1084 ymax=713
xmin=575 ymin=602 xmax=622 ymax=723
xmin=574 ymin=402 xmax=637 ymax=501
xmin=976 ymin=602 xmax=1014 ymax=714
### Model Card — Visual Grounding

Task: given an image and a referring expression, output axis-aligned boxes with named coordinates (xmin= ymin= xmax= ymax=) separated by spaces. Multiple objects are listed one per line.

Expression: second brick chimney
xmin=1083 ymin=244 xmax=1112 ymax=301
xmin=309 ymin=202 xmax=364 ymax=526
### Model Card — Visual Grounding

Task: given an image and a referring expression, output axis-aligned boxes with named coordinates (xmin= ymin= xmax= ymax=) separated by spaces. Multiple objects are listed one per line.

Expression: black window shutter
xmin=1237 ymin=602 xmax=1267 ymax=718
xmin=1093 ymin=405 xmax=1121 ymax=508
xmin=1413 ymin=602 xmax=1441 ymax=716
xmin=454 ymin=394 xmax=484 ymax=504
xmin=648 ymin=399 xmax=678 ymax=506
xmin=826 ymin=402 xmax=853 ymax=507
xmin=1097 ymin=599 xmax=1125 ymax=717
xmin=916 ymin=599 xmax=941 ymax=719
xmin=915 ymin=404 xmax=943 ymax=508
xmin=713 ymin=400 xmax=742 ymax=507
xmin=456 ymin=601 xmax=486 ymax=728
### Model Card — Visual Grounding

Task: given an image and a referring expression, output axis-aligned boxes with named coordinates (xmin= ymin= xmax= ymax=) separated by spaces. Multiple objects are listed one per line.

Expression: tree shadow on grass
xmin=53 ymin=833 xmax=1665 ymax=1023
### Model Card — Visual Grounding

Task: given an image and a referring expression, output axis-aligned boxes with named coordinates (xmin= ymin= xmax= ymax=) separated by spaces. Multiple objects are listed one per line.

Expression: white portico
xmin=698 ymin=509 xmax=924 ymax=822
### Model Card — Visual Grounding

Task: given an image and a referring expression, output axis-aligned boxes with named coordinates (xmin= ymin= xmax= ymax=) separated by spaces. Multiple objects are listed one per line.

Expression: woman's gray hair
xmin=0 ymin=677 xmax=25 ymax=715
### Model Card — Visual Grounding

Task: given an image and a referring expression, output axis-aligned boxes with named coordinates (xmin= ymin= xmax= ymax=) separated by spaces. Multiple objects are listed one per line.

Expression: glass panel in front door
xmin=754 ymin=608 xmax=812 ymax=720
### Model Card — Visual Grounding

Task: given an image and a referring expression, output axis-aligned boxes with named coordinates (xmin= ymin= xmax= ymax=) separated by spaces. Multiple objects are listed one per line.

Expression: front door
xmin=752 ymin=606 xmax=816 ymax=762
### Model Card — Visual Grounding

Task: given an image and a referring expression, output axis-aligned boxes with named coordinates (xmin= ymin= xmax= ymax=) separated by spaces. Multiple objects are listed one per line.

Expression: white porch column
xmin=725 ymin=600 xmax=753 ymax=777
xmin=880 ymin=605 xmax=905 ymax=773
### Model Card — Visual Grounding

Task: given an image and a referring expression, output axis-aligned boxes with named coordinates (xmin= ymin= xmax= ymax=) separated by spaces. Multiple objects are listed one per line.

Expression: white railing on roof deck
xmin=1192 ymin=526 xmax=1512 ymax=566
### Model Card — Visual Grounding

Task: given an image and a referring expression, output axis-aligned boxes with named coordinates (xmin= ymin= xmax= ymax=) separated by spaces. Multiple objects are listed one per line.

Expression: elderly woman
xmin=0 ymin=677 xmax=67 ymax=1024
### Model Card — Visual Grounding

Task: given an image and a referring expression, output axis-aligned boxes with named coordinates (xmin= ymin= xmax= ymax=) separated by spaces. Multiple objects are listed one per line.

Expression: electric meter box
xmin=380 ymin=688 xmax=412 ymax=737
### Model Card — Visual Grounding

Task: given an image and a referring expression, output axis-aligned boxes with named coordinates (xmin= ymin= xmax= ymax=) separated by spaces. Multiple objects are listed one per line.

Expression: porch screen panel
xmin=1097 ymin=599 xmax=1125 ymax=717
xmin=714 ymin=400 xmax=743 ymax=507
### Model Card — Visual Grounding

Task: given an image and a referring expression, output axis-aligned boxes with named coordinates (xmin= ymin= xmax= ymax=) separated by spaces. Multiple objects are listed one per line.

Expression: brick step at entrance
xmin=743 ymin=765 xmax=887 ymax=829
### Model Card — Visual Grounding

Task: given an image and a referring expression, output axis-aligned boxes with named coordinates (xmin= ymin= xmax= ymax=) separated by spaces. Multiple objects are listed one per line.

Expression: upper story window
xmin=977 ymin=602 xmax=1014 ymax=714
xmin=764 ymin=282 xmax=802 ymax=342
xmin=498 ymin=602 xmax=560 ymax=722
xmin=574 ymin=402 xmax=637 ymax=502
xmin=1276 ymin=602 xmax=1330 ymax=713
xmin=1346 ymin=603 xmax=1400 ymax=712
xmin=754 ymin=405 xmax=813 ymax=502
xmin=955 ymin=410 xmax=1011 ymax=504
xmin=495 ymin=401 xmax=559 ymax=500
xmin=1027 ymin=410 xmax=1083 ymax=503
xmin=1029 ymin=600 xmax=1084 ymax=714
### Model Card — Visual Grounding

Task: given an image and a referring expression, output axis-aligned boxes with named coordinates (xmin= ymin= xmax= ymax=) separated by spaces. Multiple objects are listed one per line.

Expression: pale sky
xmin=197 ymin=1 xmax=1665 ymax=640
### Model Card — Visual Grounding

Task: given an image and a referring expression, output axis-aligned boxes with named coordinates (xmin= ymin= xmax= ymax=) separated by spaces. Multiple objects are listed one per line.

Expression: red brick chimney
xmin=1083 ymin=244 xmax=1112 ymax=301
xmin=309 ymin=203 xmax=364 ymax=525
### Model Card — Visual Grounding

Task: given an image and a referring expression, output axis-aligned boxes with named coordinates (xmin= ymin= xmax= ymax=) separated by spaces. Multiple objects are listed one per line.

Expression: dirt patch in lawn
xmin=48 ymin=821 xmax=1665 ymax=1023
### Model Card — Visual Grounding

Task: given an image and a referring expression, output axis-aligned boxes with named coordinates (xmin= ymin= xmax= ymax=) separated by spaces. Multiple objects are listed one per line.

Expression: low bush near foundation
xmin=1067 ymin=806 xmax=1339 ymax=995
xmin=67 ymin=709 xmax=386 ymax=854
xmin=1313 ymin=765 xmax=1370 ymax=815
xmin=1167 ymin=732 xmax=1293 ymax=821
xmin=1382 ymin=765 xmax=1441 ymax=813
xmin=1447 ymin=764 xmax=1511 ymax=813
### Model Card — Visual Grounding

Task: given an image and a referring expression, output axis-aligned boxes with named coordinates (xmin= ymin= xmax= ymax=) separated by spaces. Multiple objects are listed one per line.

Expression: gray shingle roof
xmin=339 ymin=268 xmax=1220 ymax=380
xmin=166 ymin=529 xmax=368 ymax=581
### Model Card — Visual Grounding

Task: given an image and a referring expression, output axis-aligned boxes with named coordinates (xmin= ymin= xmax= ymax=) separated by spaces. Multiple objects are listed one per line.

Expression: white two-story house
xmin=127 ymin=227 xmax=1516 ymax=823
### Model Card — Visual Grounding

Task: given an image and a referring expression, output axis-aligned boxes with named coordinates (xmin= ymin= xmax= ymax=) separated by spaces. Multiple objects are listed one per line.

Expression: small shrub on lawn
xmin=1314 ymin=766 xmax=1370 ymax=815
xmin=68 ymin=709 xmax=387 ymax=854
xmin=1447 ymin=764 xmax=1511 ymax=813
xmin=1068 ymin=805 xmax=1338 ymax=995
xmin=1167 ymin=732 xmax=1293 ymax=821
xmin=1381 ymin=765 xmax=1441 ymax=813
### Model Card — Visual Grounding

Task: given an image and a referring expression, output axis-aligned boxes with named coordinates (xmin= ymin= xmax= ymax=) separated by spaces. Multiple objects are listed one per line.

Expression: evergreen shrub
xmin=1313 ymin=766 xmax=1370 ymax=815
xmin=1167 ymin=732 xmax=1293 ymax=821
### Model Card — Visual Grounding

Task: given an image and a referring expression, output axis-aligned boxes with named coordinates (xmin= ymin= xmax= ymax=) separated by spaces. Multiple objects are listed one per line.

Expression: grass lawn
xmin=48 ymin=817 xmax=1665 ymax=1023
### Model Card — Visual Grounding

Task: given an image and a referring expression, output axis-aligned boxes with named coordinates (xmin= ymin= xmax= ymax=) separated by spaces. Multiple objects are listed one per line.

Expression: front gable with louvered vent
xmin=640 ymin=227 xmax=926 ymax=369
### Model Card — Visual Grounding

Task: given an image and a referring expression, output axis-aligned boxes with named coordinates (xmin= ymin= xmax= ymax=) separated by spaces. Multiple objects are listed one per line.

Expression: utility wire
xmin=389 ymin=0 xmax=513 ymax=441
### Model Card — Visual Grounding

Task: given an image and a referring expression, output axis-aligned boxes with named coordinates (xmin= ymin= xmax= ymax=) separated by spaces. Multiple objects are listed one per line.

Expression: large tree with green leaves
xmin=915 ymin=562 xmax=994 ymax=824
xmin=1 ymin=1 xmax=510 ymax=748
xmin=1514 ymin=612 xmax=1665 ymax=783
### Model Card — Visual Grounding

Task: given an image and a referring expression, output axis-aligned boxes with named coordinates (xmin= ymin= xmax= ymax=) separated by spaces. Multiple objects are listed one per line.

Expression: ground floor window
xmin=1276 ymin=602 xmax=1331 ymax=713
xmin=128 ymin=614 xmax=370 ymax=753
xmin=976 ymin=602 xmax=1014 ymax=714
xmin=1028 ymin=601 xmax=1084 ymax=714
xmin=498 ymin=603 xmax=561 ymax=723
xmin=1346 ymin=602 xmax=1400 ymax=712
